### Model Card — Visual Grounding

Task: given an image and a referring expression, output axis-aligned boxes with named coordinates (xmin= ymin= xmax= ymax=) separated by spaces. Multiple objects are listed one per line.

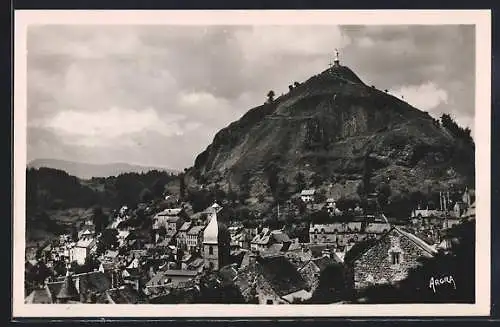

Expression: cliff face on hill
xmin=187 ymin=64 xmax=475 ymax=204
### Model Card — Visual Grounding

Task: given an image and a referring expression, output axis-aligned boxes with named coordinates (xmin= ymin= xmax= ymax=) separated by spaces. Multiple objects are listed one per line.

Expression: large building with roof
xmin=344 ymin=226 xmax=437 ymax=291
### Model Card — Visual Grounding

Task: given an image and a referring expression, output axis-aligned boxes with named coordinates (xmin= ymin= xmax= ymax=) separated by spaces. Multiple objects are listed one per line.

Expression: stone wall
xmin=353 ymin=230 xmax=429 ymax=290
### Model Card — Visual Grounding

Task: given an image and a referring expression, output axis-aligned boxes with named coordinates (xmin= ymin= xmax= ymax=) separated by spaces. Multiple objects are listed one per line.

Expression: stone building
xmin=345 ymin=227 xmax=437 ymax=291
xmin=309 ymin=221 xmax=390 ymax=247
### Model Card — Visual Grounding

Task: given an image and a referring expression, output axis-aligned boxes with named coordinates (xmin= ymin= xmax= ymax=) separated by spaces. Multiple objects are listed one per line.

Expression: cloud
xmin=234 ymin=26 xmax=349 ymax=62
xmin=392 ymin=82 xmax=449 ymax=111
xmin=32 ymin=107 xmax=188 ymax=147
xmin=26 ymin=24 xmax=476 ymax=169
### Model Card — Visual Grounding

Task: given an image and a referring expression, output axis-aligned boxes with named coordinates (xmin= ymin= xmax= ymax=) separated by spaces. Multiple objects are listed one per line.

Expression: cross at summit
xmin=334 ymin=48 xmax=340 ymax=66
xmin=328 ymin=49 xmax=341 ymax=70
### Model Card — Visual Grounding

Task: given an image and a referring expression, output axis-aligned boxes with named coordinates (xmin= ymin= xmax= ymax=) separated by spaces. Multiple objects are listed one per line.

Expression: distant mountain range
xmin=28 ymin=158 xmax=180 ymax=179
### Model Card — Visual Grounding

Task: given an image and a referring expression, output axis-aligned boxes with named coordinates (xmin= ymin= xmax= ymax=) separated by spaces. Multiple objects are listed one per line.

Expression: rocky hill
xmin=186 ymin=63 xmax=475 ymax=208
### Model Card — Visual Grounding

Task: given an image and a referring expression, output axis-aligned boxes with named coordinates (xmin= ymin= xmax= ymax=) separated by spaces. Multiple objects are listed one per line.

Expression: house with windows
xmin=344 ymin=227 xmax=437 ymax=291
xmin=69 ymin=238 xmax=96 ymax=265
xmin=176 ymin=222 xmax=192 ymax=250
xmin=186 ymin=225 xmax=205 ymax=253
xmin=309 ymin=221 xmax=391 ymax=247
xmin=153 ymin=208 xmax=188 ymax=238
xmin=250 ymin=228 xmax=291 ymax=252
xmin=300 ymin=189 xmax=316 ymax=203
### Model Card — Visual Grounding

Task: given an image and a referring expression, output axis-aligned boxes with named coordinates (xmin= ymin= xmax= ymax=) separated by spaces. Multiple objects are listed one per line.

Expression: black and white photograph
xmin=13 ymin=10 xmax=491 ymax=317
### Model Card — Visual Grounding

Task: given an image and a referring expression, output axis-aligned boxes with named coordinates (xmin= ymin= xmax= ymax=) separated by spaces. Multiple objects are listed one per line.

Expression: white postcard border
xmin=13 ymin=9 xmax=491 ymax=317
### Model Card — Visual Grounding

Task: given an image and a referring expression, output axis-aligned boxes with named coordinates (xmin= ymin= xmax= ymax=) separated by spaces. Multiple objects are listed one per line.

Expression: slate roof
xmin=187 ymin=226 xmax=205 ymax=235
xmin=257 ymin=255 xmax=308 ymax=297
xmin=47 ymin=271 xmax=112 ymax=299
xmin=146 ymin=272 xmax=169 ymax=287
xmin=251 ymin=228 xmax=272 ymax=245
xmin=344 ymin=227 xmax=437 ymax=264
xmin=104 ymin=286 xmax=145 ymax=304
xmin=56 ymin=275 xmax=79 ymax=300
xmin=164 ymin=269 xmax=198 ymax=277
xmin=301 ymin=189 xmax=316 ymax=196
xmin=179 ymin=222 xmax=192 ymax=232
xmin=312 ymin=255 xmax=342 ymax=270
xmin=271 ymin=230 xmax=290 ymax=243
xmin=156 ymin=208 xmax=184 ymax=216
xmin=75 ymin=238 xmax=95 ymax=248
xmin=25 ymin=288 xmax=53 ymax=304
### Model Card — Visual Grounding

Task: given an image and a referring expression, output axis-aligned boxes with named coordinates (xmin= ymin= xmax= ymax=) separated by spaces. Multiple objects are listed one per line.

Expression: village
xmin=24 ymin=183 xmax=476 ymax=305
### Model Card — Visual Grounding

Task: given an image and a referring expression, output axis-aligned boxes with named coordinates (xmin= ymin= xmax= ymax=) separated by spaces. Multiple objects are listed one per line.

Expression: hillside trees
xmin=440 ymin=114 xmax=474 ymax=144
xmin=92 ymin=206 xmax=108 ymax=235
xmin=26 ymin=168 xmax=177 ymax=211
xmin=266 ymin=90 xmax=275 ymax=103
xmin=295 ymin=172 xmax=306 ymax=192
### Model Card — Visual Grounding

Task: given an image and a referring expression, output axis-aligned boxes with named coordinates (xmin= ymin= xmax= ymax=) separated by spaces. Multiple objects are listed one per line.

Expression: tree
xmin=288 ymin=85 xmax=294 ymax=92
xmin=311 ymin=263 xmax=348 ymax=303
xmin=295 ymin=172 xmax=306 ymax=192
xmin=376 ymin=182 xmax=392 ymax=212
xmin=265 ymin=164 xmax=280 ymax=199
xmin=179 ymin=173 xmax=186 ymax=201
xmin=92 ymin=206 xmax=108 ymax=235
xmin=311 ymin=173 xmax=323 ymax=187
xmin=152 ymin=178 xmax=167 ymax=198
xmin=266 ymin=90 xmax=275 ymax=103
xmin=71 ymin=225 xmax=79 ymax=242
xmin=294 ymin=81 xmax=301 ymax=87
xmin=361 ymin=151 xmax=373 ymax=196
xmin=139 ymin=188 xmax=153 ymax=203
xmin=97 ymin=228 xmax=118 ymax=254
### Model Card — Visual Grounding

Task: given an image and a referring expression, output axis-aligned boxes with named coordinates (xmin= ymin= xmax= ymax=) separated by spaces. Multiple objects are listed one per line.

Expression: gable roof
xmin=187 ymin=225 xmax=204 ymax=235
xmin=56 ymin=275 xmax=79 ymax=300
xmin=157 ymin=208 xmax=184 ymax=216
xmin=395 ymin=227 xmax=437 ymax=255
xmin=179 ymin=222 xmax=192 ymax=232
xmin=345 ymin=227 xmax=437 ymax=264
xmin=47 ymin=271 xmax=112 ymax=299
xmin=301 ymin=189 xmax=316 ymax=196
xmin=312 ymin=254 xmax=343 ymax=270
xmin=75 ymin=238 xmax=95 ymax=248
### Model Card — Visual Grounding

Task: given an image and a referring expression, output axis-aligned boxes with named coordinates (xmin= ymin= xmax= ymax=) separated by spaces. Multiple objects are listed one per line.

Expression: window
xmin=391 ymin=252 xmax=401 ymax=265
xmin=266 ymin=299 xmax=274 ymax=304
xmin=209 ymin=246 xmax=213 ymax=255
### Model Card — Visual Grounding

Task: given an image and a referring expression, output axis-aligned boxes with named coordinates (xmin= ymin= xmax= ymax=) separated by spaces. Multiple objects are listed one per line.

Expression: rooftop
xmin=301 ymin=189 xmax=316 ymax=196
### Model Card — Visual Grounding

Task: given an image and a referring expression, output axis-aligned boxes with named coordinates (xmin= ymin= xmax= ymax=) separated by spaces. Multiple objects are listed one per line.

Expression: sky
xmin=27 ymin=24 xmax=475 ymax=171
